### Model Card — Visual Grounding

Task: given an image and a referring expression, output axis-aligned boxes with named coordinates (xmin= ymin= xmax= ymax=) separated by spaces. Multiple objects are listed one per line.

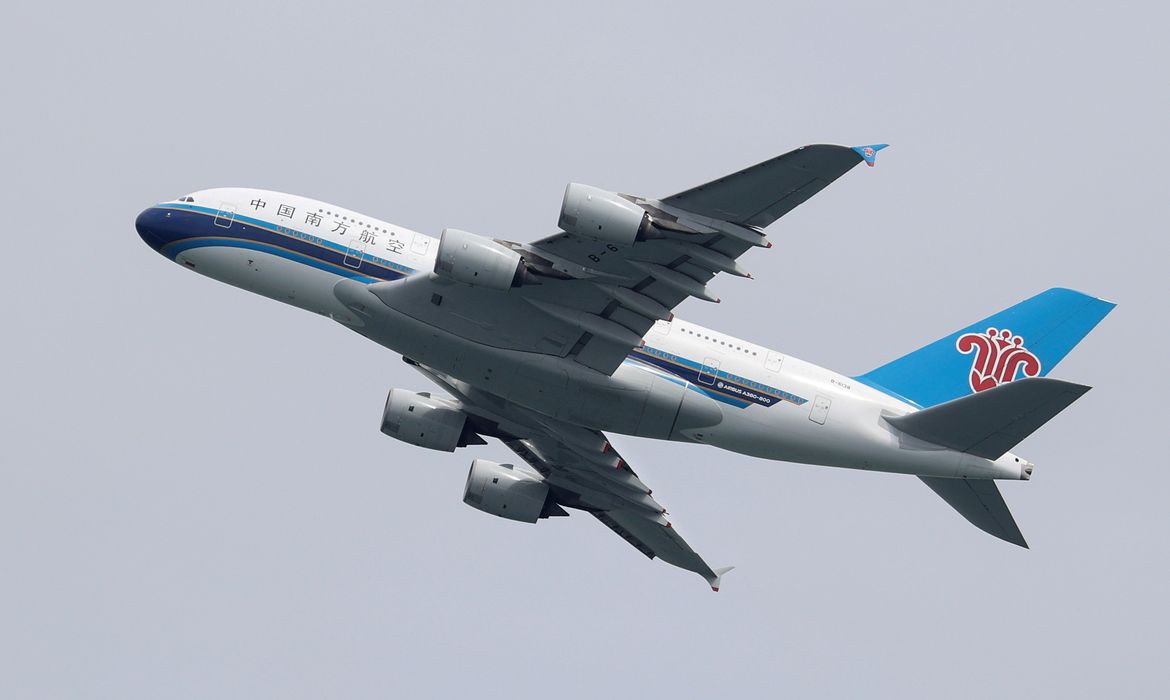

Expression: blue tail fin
xmin=856 ymin=288 xmax=1115 ymax=407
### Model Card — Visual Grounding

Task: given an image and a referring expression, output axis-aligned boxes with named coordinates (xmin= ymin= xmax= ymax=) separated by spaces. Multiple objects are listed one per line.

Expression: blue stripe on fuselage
xmin=627 ymin=349 xmax=807 ymax=408
xmin=138 ymin=203 xmax=413 ymax=282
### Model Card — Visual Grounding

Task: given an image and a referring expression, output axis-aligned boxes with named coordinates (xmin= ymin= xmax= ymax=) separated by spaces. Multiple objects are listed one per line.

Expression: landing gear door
xmin=213 ymin=203 xmax=236 ymax=229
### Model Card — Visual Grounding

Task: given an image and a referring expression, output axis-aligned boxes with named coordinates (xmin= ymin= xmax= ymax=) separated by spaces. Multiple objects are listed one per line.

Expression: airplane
xmin=136 ymin=144 xmax=1115 ymax=590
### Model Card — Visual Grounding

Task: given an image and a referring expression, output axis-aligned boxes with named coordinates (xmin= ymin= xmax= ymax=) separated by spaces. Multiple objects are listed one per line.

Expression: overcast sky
xmin=3 ymin=1 xmax=1167 ymax=697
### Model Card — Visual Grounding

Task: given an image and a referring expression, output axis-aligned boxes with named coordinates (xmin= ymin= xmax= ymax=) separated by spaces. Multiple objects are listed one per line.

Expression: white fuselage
xmin=136 ymin=188 xmax=1029 ymax=481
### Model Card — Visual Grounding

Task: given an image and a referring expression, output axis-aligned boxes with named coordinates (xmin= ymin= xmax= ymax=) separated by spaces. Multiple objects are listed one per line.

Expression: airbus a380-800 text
xmin=136 ymin=144 xmax=1114 ymax=590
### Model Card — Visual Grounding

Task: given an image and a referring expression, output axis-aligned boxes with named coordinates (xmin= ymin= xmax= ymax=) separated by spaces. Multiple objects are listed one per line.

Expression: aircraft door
xmin=411 ymin=234 xmax=431 ymax=255
xmin=213 ymin=203 xmax=236 ymax=228
xmin=698 ymin=357 xmax=721 ymax=386
xmin=765 ymin=351 xmax=784 ymax=372
xmin=343 ymin=240 xmax=366 ymax=269
xmin=809 ymin=394 xmax=832 ymax=425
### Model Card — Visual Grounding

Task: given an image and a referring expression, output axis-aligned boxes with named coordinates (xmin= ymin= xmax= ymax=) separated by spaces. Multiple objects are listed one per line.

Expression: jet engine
xmin=558 ymin=183 xmax=655 ymax=246
xmin=434 ymin=228 xmax=526 ymax=291
xmin=462 ymin=459 xmax=554 ymax=523
xmin=380 ymin=389 xmax=476 ymax=452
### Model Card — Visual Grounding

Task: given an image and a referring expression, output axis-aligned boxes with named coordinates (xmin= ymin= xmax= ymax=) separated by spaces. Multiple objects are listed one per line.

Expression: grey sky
xmin=3 ymin=1 xmax=1167 ymax=697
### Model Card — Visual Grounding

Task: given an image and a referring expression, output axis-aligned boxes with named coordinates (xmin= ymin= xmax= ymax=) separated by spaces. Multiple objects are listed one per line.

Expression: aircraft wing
xmin=364 ymin=144 xmax=880 ymax=376
xmin=504 ymin=432 xmax=733 ymax=591
xmin=412 ymin=362 xmax=733 ymax=590
xmin=659 ymin=143 xmax=886 ymax=228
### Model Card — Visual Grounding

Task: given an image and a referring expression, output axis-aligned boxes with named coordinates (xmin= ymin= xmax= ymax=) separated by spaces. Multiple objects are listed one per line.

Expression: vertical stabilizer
xmin=857 ymin=288 xmax=1115 ymax=407
xmin=919 ymin=477 xmax=1028 ymax=547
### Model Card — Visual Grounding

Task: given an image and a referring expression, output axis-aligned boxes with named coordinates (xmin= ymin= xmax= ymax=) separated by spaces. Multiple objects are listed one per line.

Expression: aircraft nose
xmin=136 ymin=206 xmax=172 ymax=254
xmin=137 ymin=207 xmax=166 ymax=254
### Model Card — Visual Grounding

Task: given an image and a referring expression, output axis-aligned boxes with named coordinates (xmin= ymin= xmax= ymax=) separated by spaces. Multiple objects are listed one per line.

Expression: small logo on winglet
xmin=851 ymin=143 xmax=888 ymax=167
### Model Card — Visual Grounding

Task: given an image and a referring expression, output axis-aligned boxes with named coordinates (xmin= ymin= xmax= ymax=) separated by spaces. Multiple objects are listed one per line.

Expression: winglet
xmin=851 ymin=143 xmax=889 ymax=167
xmin=707 ymin=566 xmax=735 ymax=592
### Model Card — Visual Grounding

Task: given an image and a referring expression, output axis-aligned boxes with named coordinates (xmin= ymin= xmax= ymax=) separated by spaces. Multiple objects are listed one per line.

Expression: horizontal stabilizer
xmin=886 ymin=378 xmax=1090 ymax=460
xmin=919 ymin=477 xmax=1027 ymax=547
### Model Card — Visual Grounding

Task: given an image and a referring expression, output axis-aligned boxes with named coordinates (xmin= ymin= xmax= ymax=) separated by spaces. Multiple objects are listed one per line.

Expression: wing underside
xmin=413 ymin=363 xmax=731 ymax=589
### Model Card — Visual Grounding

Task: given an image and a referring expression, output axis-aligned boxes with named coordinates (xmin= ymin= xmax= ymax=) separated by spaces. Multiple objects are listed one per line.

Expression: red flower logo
xmin=956 ymin=328 xmax=1042 ymax=393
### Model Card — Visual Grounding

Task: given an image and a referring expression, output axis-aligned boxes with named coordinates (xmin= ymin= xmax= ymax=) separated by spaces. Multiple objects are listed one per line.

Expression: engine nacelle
xmin=558 ymin=183 xmax=653 ymax=246
xmin=434 ymin=228 xmax=525 ymax=291
xmin=380 ymin=389 xmax=471 ymax=452
xmin=462 ymin=459 xmax=550 ymax=523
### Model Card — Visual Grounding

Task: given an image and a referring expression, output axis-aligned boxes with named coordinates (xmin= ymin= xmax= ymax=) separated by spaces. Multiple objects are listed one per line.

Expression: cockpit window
xmin=176 ymin=195 xmax=195 ymax=203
